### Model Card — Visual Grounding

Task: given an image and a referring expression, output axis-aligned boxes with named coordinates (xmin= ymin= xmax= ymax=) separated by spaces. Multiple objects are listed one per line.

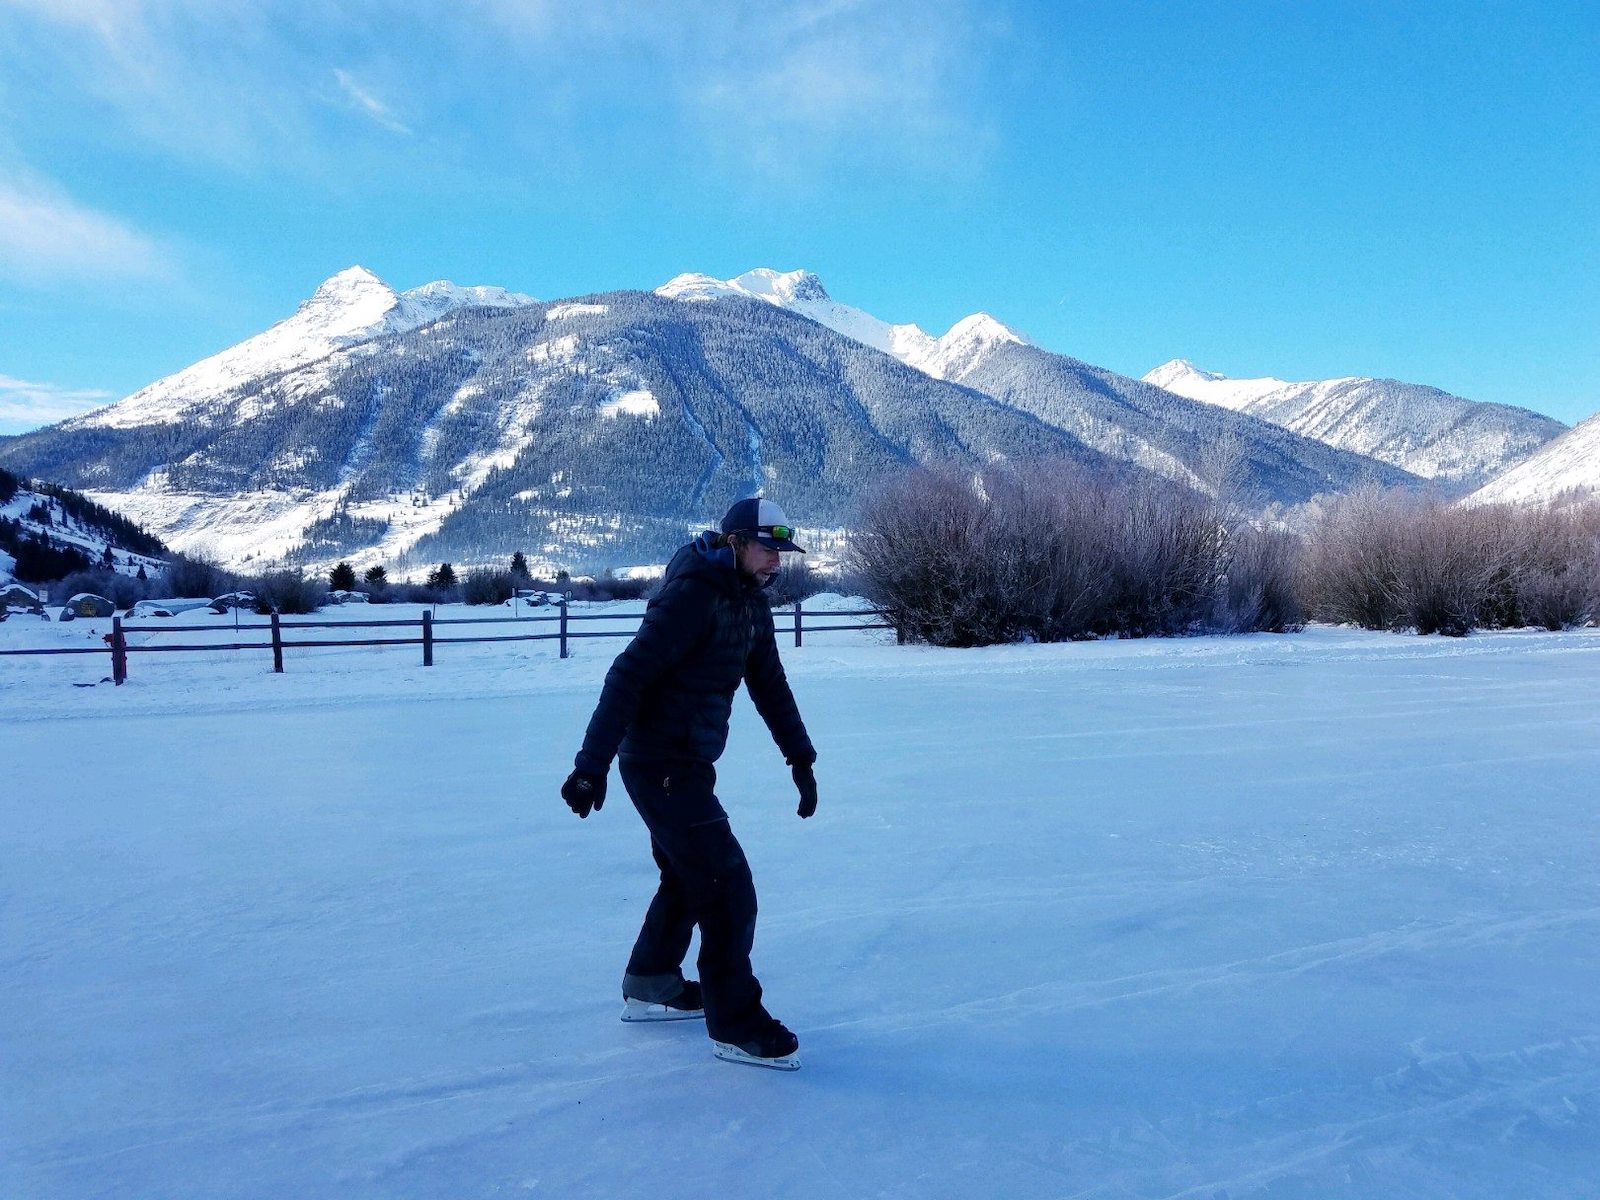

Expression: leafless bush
xmin=249 ymin=569 xmax=329 ymax=614
xmin=567 ymin=571 xmax=652 ymax=602
xmin=846 ymin=466 xmax=1016 ymax=647
xmin=1213 ymin=526 xmax=1305 ymax=633
xmin=1513 ymin=503 xmax=1600 ymax=629
xmin=1102 ymin=480 xmax=1222 ymax=637
xmin=163 ymin=553 xmax=239 ymax=599
xmin=53 ymin=568 xmax=156 ymax=612
xmin=1393 ymin=502 xmax=1514 ymax=636
xmin=847 ymin=461 xmax=1265 ymax=647
xmin=1296 ymin=486 xmax=1407 ymax=629
xmin=387 ymin=581 xmax=442 ymax=605
xmin=462 ymin=567 xmax=518 ymax=606
xmin=1299 ymin=489 xmax=1600 ymax=634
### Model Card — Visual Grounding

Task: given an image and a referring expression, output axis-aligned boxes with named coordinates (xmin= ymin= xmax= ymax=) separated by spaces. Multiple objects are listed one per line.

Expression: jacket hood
xmin=662 ymin=530 xmax=770 ymax=592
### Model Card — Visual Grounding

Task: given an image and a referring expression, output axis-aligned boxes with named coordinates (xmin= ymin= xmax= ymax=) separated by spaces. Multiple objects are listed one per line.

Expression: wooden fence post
xmin=423 ymin=610 xmax=434 ymax=667
xmin=111 ymin=614 xmax=127 ymax=685
xmin=271 ymin=612 xmax=284 ymax=673
xmin=559 ymin=597 xmax=569 ymax=659
xmin=794 ymin=599 xmax=803 ymax=648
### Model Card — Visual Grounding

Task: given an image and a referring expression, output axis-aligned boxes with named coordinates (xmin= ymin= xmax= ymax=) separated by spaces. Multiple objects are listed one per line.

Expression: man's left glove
xmin=562 ymin=769 xmax=607 ymax=819
xmin=791 ymin=762 xmax=818 ymax=819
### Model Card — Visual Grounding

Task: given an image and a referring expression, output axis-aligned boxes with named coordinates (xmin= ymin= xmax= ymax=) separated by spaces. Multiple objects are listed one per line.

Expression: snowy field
xmin=4 ymin=605 xmax=1600 ymax=1199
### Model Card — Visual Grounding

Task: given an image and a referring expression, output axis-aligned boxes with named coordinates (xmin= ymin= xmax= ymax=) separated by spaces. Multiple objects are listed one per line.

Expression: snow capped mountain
xmin=1143 ymin=359 xmax=1566 ymax=487
xmin=921 ymin=313 xmax=1026 ymax=380
xmin=0 ymin=287 xmax=1114 ymax=574
xmin=388 ymin=279 xmax=537 ymax=328
xmin=69 ymin=267 xmax=537 ymax=431
xmin=941 ymin=343 xmax=1418 ymax=505
xmin=15 ymin=261 xmax=1569 ymax=575
xmin=1467 ymin=411 xmax=1600 ymax=506
xmin=655 ymin=267 xmax=1027 ymax=378
xmin=1143 ymin=359 xmax=1290 ymax=410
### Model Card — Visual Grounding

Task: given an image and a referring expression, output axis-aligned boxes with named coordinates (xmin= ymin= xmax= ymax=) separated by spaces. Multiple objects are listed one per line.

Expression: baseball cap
xmin=720 ymin=497 xmax=805 ymax=552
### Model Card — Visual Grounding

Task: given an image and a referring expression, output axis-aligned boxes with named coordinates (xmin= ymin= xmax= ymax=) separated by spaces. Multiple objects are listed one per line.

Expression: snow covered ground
xmin=4 ymin=607 xmax=1599 ymax=1199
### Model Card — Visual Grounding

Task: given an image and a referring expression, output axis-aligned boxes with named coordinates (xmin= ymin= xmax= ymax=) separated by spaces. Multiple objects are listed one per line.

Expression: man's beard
xmin=740 ymin=562 xmax=778 ymax=588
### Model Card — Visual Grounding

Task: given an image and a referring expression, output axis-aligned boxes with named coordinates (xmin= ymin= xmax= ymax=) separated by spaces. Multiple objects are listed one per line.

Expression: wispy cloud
xmin=0 ymin=0 xmax=1002 ymax=191
xmin=451 ymin=0 xmax=1004 ymax=177
xmin=688 ymin=3 xmax=996 ymax=175
xmin=333 ymin=68 xmax=412 ymax=135
xmin=0 ymin=373 xmax=114 ymax=432
xmin=0 ymin=172 xmax=168 ymax=283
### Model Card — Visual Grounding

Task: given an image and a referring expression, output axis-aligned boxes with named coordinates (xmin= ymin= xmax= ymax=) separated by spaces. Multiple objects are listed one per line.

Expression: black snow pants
xmin=619 ymin=756 xmax=768 ymax=1043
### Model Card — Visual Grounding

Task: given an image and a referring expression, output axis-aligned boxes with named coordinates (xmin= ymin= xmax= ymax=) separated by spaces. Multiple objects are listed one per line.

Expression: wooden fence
xmin=1 ymin=598 xmax=896 ymax=685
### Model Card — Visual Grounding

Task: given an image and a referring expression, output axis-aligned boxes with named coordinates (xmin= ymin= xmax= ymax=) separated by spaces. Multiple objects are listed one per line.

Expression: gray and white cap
xmin=720 ymin=497 xmax=804 ymax=552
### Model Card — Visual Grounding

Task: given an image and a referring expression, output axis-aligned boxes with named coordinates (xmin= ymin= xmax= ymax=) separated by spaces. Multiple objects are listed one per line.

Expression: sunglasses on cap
xmin=734 ymin=524 xmax=796 ymax=540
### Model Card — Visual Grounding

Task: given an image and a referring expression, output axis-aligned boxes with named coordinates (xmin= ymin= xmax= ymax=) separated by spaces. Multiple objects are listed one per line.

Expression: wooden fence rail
xmin=0 ymin=598 xmax=896 ymax=685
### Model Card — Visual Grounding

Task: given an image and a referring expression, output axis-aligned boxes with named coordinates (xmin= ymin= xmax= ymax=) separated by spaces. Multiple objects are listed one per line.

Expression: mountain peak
xmin=731 ymin=268 xmax=830 ymax=304
xmin=909 ymin=312 xmax=1026 ymax=380
xmin=945 ymin=312 xmax=1024 ymax=346
xmin=1144 ymin=359 xmax=1224 ymax=389
xmin=310 ymin=265 xmax=392 ymax=299
xmin=300 ymin=266 xmax=400 ymax=328
xmin=394 ymin=280 xmax=538 ymax=325
xmin=655 ymin=268 xmax=831 ymax=306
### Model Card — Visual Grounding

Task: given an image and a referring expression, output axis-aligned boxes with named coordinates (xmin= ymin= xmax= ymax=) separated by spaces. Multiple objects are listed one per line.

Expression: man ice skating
xmin=561 ymin=497 xmax=819 ymax=1071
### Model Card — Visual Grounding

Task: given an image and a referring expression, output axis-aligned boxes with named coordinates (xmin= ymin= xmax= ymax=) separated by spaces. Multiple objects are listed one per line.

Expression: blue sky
xmin=1 ymin=0 xmax=1596 ymax=435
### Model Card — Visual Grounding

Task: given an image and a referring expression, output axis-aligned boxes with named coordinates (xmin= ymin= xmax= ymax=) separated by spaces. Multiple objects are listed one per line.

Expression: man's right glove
xmin=562 ymin=769 xmax=607 ymax=819
xmin=791 ymin=762 xmax=818 ymax=820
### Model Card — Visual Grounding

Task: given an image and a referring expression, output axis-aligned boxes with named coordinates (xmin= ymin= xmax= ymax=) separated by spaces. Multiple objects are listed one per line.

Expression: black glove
xmin=562 ymin=769 xmax=606 ymax=819
xmin=791 ymin=762 xmax=818 ymax=819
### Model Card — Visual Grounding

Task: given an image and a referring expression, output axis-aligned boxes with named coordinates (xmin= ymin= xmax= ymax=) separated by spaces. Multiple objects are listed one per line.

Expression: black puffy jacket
xmin=573 ymin=532 xmax=815 ymax=773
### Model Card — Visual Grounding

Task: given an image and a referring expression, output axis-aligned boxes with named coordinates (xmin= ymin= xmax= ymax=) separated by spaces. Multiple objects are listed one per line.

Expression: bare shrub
xmin=53 ymin=568 xmax=155 ymax=612
xmin=1297 ymin=486 xmax=1408 ymax=630
xmin=1299 ymin=491 xmax=1600 ymax=635
xmin=1214 ymin=526 xmax=1305 ymax=633
xmin=848 ymin=460 xmax=1266 ymax=647
xmin=1102 ymin=480 xmax=1221 ymax=637
xmin=1393 ymin=502 xmax=1512 ymax=636
xmin=250 ymin=569 xmax=328 ymax=614
xmin=163 ymin=553 xmax=239 ymax=599
xmin=462 ymin=567 xmax=518 ymax=606
xmin=387 ymin=581 xmax=441 ymax=605
xmin=568 ymin=571 xmax=652 ymax=602
xmin=1513 ymin=503 xmax=1600 ymax=629
xmin=847 ymin=466 xmax=1015 ymax=647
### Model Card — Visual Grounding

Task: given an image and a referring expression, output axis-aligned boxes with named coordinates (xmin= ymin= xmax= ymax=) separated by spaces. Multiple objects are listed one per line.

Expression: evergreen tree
xmin=100 ymin=545 xmax=116 ymax=569
xmin=364 ymin=564 xmax=388 ymax=589
xmin=510 ymin=551 xmax=530 ymax=579
xmin=329 ymin=561 xmax=357 ymax=591
xmin=427 ymin=562 xmax=457 ymax=590
xmin=136 ymin=564 xmax=148 ymax=581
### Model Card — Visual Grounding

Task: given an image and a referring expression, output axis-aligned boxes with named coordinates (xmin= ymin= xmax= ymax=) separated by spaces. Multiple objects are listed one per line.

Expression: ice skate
xmin=620 ymin=979 xmax=705 ymax=1022
xmin=711 ymin=1018 xmax=801 ymax=1071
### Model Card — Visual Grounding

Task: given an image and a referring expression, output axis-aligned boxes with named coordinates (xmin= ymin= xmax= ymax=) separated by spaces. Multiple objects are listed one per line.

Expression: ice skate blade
xmin=621 ymin=998 xmax=705 ymax=1022
xmin=712 ymin=1041 xmax=802 ymax=1071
